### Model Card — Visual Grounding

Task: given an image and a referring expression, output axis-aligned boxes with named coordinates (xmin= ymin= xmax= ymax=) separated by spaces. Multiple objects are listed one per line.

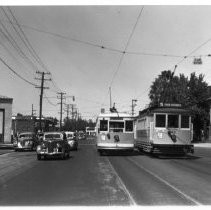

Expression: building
xmin=0 ymin=95 xmax=13 ymax=144
xmin=12 ymin=115 xmax=58 ymax=136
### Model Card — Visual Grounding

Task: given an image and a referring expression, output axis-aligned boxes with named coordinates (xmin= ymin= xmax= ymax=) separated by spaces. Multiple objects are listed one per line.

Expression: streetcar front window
xmin=168 ymin=114 xmax=179 ymax=128
xmin=109 ymin=121 xmax=124 ymax=132
xmin=155 ymin=114 xmax=166 ymax=128
xmin=125 ymin=120 xmax=133 ymax=132
xmin=100 ymin=120 xmax=108 ymax=131
xmin=181 ymin=115 xmax=190 ymax=128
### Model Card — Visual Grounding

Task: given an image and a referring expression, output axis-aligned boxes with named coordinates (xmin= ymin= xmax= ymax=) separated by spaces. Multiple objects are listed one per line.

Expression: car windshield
xmin=67 ymin=134 xmax=73 ymax=138
xmin=44 ymin=134 xmax=62 ymax=140
xmin=19 ymin=134 xmax=33 ymax=138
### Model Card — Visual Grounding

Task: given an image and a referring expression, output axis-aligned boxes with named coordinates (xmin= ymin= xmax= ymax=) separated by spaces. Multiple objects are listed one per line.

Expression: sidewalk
xmin=0 ymin=143 xmax=14 ymax=150
xmin=193 ymin=141 xmax=211 ymax=148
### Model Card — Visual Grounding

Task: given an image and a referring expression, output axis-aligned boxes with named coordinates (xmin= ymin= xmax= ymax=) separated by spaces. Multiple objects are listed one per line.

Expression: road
xmin=0 ymin=138 xmax=211 ymax=206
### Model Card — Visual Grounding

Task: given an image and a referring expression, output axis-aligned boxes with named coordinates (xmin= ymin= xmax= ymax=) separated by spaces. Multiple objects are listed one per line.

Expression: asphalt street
xmin=0 ymin=138 xmax=211 ymax=206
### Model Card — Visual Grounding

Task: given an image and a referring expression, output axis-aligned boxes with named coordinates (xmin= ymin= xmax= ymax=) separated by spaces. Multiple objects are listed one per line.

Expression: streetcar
xmin=134 ymin=103 xmax=194 ymax=155
xmin=96 ymin=110 xmax=135 ymax=155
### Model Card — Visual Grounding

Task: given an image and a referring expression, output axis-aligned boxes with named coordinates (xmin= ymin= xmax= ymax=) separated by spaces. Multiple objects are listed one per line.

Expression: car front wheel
xmin=37 ymin=154 xmax=41 ymax=160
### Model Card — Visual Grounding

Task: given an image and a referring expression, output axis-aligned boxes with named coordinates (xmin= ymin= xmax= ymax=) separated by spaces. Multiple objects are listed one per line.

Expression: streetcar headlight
xmin=101 ymin=134 xmax=106 ymax=141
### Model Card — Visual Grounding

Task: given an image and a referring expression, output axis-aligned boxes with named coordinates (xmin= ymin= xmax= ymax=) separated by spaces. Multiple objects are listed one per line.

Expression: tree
xmin=149 ymin=70 xmax=209 ymax=141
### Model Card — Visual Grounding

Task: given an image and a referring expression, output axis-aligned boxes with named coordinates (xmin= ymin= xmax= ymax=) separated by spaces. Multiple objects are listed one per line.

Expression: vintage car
xmin=65 ymin=131 xmax=78 ymax=151
xmin=36 ymin=132 xmax=71 ymax=160
xmin=13 ymin=132 xmax=37 ymax=151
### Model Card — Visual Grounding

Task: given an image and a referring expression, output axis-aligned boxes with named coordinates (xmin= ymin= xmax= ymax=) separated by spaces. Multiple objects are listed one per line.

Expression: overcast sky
xmin=1 ymin=5 xmax=211 ymax=120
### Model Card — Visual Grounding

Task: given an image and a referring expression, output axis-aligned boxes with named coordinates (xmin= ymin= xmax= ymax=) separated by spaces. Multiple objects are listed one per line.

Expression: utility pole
xmin=35 ymin=71 xmax=51 ymax=131
xmin=31 ymin=104 xmax=36 ymax=116
xmin=132 ymin=99 xmax=137 ymax=116
xmin=57 ymin=92 xmax=66 ymax=131
xmin=109 ymin=86 xmax=112 ymax=109
xmin=66 ymin=104 xmax=70 ymax=119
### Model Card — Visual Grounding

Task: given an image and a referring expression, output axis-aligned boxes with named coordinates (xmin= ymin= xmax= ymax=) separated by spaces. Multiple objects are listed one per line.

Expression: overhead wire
xmin=5 ymin=7 xmax=47 ymax=72
xmin=100 ymin=7 xmax=145 ymax=109
xmin=0 ymin=17 xmax=201 ymax=59
xmin=0 ymin=56 xmax=37 ymax=86
xmin=0 ymin=15 xmax=40 ymax=73
xmin=109 ymin=6 xmax=144 ymax=88
xmin=4 ymin=7 xmax=62 ymax=93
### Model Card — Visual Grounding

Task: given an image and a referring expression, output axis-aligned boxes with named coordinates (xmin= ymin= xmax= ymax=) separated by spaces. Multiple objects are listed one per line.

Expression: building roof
xmin=0 ymin=95 xmax=13 ymax=104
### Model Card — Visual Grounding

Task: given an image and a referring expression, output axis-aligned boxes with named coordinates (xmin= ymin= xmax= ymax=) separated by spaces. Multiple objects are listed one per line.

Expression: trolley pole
xmin=132 ymin=99 xmax=137 ymax=116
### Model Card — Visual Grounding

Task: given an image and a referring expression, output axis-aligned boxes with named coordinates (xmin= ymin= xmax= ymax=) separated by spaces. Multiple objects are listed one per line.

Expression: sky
xmin=1 ymin=3 xmax=211 ymax=121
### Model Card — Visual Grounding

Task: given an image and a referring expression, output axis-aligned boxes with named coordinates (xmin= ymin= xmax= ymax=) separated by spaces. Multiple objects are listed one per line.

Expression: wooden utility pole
xmin=31 ymin=104 xmax=36 ymax=116
xmin=35 ymin=71 xmax=51 ymax=131
xmin=57 ymin=92 xmax=66 ymax=131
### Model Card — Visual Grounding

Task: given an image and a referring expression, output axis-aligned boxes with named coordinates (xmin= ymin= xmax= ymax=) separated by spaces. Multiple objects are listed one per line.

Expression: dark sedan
xmin=36 ymin=132 xmax=71 ymax=160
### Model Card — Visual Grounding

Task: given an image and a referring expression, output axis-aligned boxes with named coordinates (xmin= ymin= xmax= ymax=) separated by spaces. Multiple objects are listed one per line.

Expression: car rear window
xmin=19 ymin=134 xmax=33 ymax=138
xmin=44 ymin=134 xmax=62 ymax=139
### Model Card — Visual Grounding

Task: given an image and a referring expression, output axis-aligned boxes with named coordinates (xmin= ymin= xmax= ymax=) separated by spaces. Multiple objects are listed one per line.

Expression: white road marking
xmin=107 ymin=158 xmax=137 ymax=206
xmin=128 ymin=157 xmax=202 ymax=205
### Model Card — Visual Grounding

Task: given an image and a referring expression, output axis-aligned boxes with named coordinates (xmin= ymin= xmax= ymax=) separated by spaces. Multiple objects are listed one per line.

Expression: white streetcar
xmin=96 ymin=110 xmax=135 ymax=155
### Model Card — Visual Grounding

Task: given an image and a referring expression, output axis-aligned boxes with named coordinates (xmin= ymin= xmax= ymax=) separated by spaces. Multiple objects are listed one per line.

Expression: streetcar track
xmin=107 ymin=157 xmax=137 ymax=206
xmin=127 ymin=157 xmax=202 ymax=205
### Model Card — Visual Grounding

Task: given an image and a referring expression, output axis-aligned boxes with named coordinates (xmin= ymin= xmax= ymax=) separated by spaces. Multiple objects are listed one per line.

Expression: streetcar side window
xmin=100 ymin=120 xmax=108 ymax=131
xmin=168 ymin=114 xmax=179 ymax=128
xmin=109 ymin=121 xmax=124 ymax=132
xmin=155 ymin=114 xmax=166 ymax=128
xmin=181 ymin=115 xmax=190 ymax=128
xmin=125 ymin=120 xmax=133 ymax=132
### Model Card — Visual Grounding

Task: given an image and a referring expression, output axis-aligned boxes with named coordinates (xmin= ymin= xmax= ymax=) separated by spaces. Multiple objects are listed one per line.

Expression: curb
xmin=0 ymin=144 xmax=14 ymax=150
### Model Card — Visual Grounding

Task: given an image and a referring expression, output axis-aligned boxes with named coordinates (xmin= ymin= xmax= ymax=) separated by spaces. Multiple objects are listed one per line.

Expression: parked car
xmin=13 ymin=132 xmax=37 ymax=151
xmin=65 ymin=131 xmax=78 ymax=151
xmin=36 ymin=132 xmax=71 ymax=160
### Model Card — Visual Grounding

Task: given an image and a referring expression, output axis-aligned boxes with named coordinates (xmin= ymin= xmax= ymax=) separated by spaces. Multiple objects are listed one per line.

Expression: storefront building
xmin=0 ymin=96 xmax=13 ymax=144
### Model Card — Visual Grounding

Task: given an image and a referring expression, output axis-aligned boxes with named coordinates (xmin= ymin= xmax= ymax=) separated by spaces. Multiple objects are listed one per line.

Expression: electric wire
xmin=0 ymin=56 xmax=37 ymax=86
xmin=4 ymin=7 xmax=47 ymax=72
xmin=0 ymin=17 xmax=196 ymax=59
xmin=43 ymin=93 xmax=58 ymax=106
xmin=6 ymin=7 xmax=62 ymax=93
xmin=109 ymin=7 xmax=144 ymax=88
xmin=0 ymin=17 xmax=40 ymax=73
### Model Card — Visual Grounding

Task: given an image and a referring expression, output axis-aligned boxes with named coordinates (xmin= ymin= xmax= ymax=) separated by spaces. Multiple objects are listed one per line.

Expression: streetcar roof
xmin=97 ymin=112 xmax=133 ymax=119
xmin=138 ymin=106 xmax=192 ymax=117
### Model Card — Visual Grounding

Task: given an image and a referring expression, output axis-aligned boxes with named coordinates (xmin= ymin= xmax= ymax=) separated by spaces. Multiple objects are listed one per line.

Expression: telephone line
xmin=1 ymin=7 xmax=41 ymax=67
xmin=0 ymin=56 xmax=37 ymax=86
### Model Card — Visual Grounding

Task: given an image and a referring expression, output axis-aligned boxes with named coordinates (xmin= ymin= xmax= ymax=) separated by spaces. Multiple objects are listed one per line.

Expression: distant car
xmin=13 ymin=132 xmax=37 ymax=151
xmin=36 ymin=132 xmax=71 ymax=160
xmin=65 ymin=131 xmax=78 ymax=151
xmin=78 ymin=131 xmax=85 ymax=140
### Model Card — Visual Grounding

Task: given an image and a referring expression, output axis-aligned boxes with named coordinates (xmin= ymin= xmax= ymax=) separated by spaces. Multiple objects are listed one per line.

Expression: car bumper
xmin=37 ymin=151 xmax=64 ymax=155
xmin=97 ymin=143 xmax=134 ymax=151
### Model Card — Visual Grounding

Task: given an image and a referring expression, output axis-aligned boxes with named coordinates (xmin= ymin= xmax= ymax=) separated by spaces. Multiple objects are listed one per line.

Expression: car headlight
xmin=68 ymin=140 xmax=74 ymax=146
xmin=57 ymin=143 xmax=61 ymax=148
xmin=37 ymin=145 xmax=41 ymax=151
